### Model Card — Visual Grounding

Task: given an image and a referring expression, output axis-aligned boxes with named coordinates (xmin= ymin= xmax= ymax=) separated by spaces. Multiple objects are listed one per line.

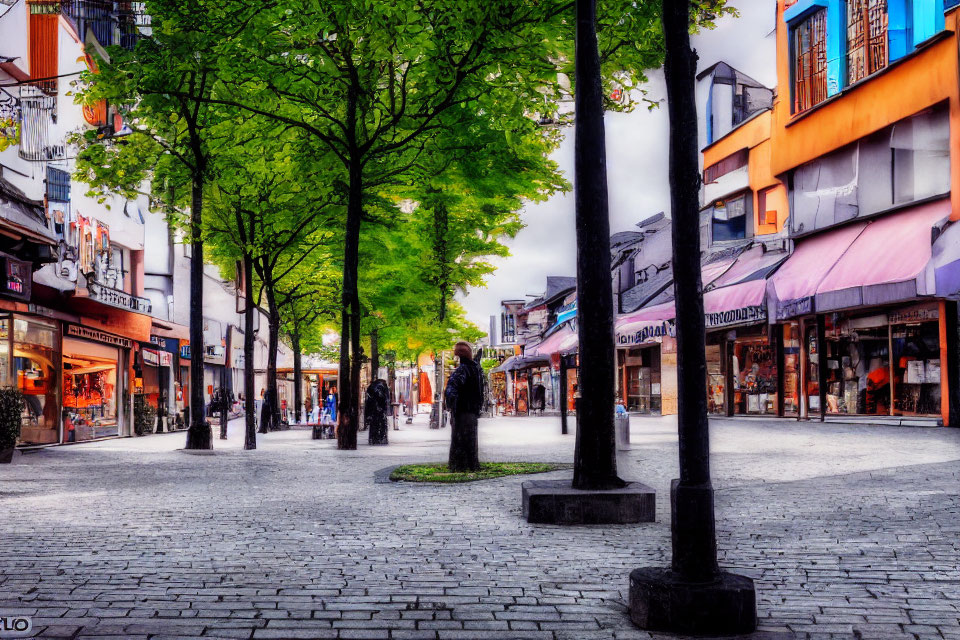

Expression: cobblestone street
xmin=2 ymin=415 xmax=960 ymax=640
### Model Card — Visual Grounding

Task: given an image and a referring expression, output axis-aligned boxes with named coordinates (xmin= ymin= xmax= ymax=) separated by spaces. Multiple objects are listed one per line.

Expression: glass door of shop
xmin=62 ymin=337 xmax=120 ymax=441
xmin=782 ymin=323 xmax=801 ymax=417
xmin=625 ymin=347 xmax=661 ymax=413
xmin=11 ymin=317 xmax=61 ymax=445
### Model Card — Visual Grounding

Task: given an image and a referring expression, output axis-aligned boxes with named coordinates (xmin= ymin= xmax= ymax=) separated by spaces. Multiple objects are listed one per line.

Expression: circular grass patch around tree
xmin=389 ymin=462 xmax=570 ymax=483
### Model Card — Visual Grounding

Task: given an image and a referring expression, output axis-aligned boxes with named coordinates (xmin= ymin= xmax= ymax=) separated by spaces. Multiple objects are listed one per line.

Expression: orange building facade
xmin=689 ymin=1 xmax=960 ymax=427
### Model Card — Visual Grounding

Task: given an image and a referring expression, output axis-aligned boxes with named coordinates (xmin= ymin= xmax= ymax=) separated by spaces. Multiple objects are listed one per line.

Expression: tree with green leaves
xmin=74 ymin=0 xmax=270 ymax=450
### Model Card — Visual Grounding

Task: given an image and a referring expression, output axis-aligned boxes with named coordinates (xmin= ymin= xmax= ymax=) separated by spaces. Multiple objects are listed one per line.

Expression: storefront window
xmin=529 ymin=368 xmax=550 ymax=413
xmin=63 ymin=337 xmax=120 ymax=442
xmin=732 ymin=330 xmax=776 ymax=415
xmin=892 ymin=321 xmax=940 ymax=416
xmin=624 ymin=346 xmax=661 ymax=414
xmin=824 ymin=315 xmax=890 ymax=415
xmin=706 ymin=337 xmax=725 ymax=415
xmin=805 ymin=324 xmax=821 ymax=415
xmin=782 ymin=323 xmax=801 ymax=416
xmin=14 ymin=317 xmax=60 ymax=445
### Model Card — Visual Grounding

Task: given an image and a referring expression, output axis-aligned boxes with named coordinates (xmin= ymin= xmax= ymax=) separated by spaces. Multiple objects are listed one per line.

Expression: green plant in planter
xmin=0 ymin=388 xmax=25 ymax=451
xmin=133 ymin=393 xmax=157 ymax=436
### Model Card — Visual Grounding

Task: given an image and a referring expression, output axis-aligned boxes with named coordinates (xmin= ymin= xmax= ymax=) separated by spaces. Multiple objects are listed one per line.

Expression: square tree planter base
xmin=522 ymin=479 xmax=656 ymax=524
xmin=629 ymin=567 xmax=756 ymax=636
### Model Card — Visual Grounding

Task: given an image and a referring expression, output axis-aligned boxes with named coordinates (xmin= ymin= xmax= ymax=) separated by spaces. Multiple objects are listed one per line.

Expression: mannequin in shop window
xmin=62 ymin=409 xmax=75 ymax=443
xmin=866 ymin=359 xmax=890 ymax=415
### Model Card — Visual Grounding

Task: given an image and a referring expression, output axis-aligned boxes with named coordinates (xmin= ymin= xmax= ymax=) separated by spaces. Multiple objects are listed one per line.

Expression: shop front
xmin=7 ymin=315 xmax=61 ymax=445
xmin=705 ymin=323 xmax=778 ymax=417
xmin=814 ymin=304 xmax=944 ymax=420
xmin=61 ymin=324 xmax=129 ymax=442
xmin=768 ymin=197 xmax=960 ymax=425
xmin=615 ymin=302 xmax=677 ymax=415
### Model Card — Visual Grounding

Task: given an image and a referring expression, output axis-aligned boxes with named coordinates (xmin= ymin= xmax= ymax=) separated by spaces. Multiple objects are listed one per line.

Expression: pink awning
xmin=768 ymin=222 xmax=868 ymax=319
xmin=704 ymin=278 xmax=766 ymax=313
xmin=815 ymin=199 xmax=951 ymax=311
xmin=525 ymin=326 xmax=578 ymax=356
xmin=615 ymin=301 xmax=676 ymax=333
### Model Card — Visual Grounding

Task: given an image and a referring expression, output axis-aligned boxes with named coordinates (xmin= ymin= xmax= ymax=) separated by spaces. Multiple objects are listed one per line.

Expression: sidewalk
xmin=1 ymin=415 xmax=959 ymax=639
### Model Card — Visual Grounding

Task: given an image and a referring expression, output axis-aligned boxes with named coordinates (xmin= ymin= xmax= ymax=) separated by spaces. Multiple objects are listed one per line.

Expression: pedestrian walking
xmin=444 ymin=341 xmax=484 ymax=472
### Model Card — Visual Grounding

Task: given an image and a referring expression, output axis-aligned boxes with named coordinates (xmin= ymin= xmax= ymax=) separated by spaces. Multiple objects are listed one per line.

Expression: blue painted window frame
xmin=786 ymin=0 xmax=946 ymax=109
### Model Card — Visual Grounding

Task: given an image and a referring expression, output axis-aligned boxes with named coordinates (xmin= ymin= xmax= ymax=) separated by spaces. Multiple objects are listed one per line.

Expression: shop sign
xmin=179 ymin=340 xmax=190 ymax=359
xmin=142 ymin=349 xmax=159 ymax=366
xmin=65 ymin=323 xmax=132 ymax=349
xmin=888 ymin=303 xmax=938 ymax=324
xmin=776 ymin=296 xmax=813 ymax=320
xmin=705 ymin=305 xmax=767 ymax=328
xmin=159 ymin=351 xmax=172 ymax=367
xmin=616 ymin=320 xmax=676 ymax=346
xmin=86 ymin=277 xmax=152 ymax=314
xmin=1 ymin=256 xmax=31 ymax=302
xmin=150 ymin=335 xmax=168 ymax=349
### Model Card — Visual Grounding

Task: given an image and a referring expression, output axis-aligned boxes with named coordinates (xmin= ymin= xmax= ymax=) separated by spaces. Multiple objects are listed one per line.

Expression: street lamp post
xmin=628 ymin=1 xmax=755 ymax=634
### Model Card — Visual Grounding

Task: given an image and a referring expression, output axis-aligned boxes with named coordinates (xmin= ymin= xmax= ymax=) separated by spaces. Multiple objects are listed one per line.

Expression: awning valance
xmin=490 ymin=354 xmax=551 ymax=373
xmin=525 ymin=326 xmax=578 ymax=357
xmin=815 ymin=199 xmax=952 ymax=312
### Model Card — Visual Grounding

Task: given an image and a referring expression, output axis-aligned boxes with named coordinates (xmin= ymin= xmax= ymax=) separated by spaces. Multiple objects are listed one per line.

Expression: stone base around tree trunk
xmin=521 ymin=479 xmax=655 ymax=524
xmin=629 ymin=567 xmax=756 ymax=636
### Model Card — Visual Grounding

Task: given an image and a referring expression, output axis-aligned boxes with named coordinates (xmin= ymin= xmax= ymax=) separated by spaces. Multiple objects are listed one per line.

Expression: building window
xmin=846 ymin=0 xmax=888 ymax=85
xmin=711 ymin=194 xmax=748 ymax=242
xmin=46 ymin=167 xmax=70 ymax=202
xmin=794 ymin=8 xmax=829 ymax=113
xmin=703 ymin=149 xmax=748 ymax=184
xmin=891 ymin=108 xmax=950 ymax=204
xmin=501 ymin=314 xmax=516 ymax=343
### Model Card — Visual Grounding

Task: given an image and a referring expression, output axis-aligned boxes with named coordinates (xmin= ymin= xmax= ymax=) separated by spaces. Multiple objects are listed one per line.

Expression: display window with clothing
xmin=62 ymin=337 xmax=120 ymax=441
xmin=0 ymin=316 xmax=62 ymax=445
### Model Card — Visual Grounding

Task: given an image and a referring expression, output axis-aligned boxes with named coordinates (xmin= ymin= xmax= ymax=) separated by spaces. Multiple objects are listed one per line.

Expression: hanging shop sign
xmin=179 ymin=339 xmax=190 ymax=359
xmin=0 ymin=256 xmax=31 ymax=302
xmin=159 ymin=351 xmax=172 ymax=367
xmin=705 ymin=305 xmax=767 ymax=329
xmin=616 ymin=320 xmax=676 ymax=347
xmin=85 ymin=276 xmax=152 ymax=314
xmin=65 ymin=323 xmax=132 ymax=349
xmin=888 ymin=303 xmax=939 ymax=325
xmin=142 ymin=348 xmax=159 ymax=366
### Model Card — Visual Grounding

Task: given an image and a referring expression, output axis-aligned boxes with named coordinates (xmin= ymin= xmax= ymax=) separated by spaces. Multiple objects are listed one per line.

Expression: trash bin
xmin=615 ymin=410 xmax=631 ymax=451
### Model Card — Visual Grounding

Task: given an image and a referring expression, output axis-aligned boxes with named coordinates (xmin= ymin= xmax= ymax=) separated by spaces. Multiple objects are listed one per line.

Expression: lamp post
xmin=629 ymin=1 xmax=755 ymax=634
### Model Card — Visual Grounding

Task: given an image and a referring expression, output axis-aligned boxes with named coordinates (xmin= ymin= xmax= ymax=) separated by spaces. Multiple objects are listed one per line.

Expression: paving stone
xmin=0 ymin=415 xmax=958 ymax=640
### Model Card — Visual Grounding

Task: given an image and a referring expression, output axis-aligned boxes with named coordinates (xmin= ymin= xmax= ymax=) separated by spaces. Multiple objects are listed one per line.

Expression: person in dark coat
xmin=365 ymin=379 xmax=390 ymax=445
xmin=444 ymin=341 xmax=484 ymax=472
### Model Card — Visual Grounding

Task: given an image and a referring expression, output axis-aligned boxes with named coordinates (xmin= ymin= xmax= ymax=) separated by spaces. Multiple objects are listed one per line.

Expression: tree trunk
xmin=292 ymin=329 xmax=303 ymax=424
xmin=571 ymin=0 xmax=623 ymax=490
xmin=337 ymin=158 xmax=362 ymax=450
xmin=243 ymin=249 xmax=256 ymax=450
xmin=264 ymin=278 xmax=282 ymax=431
xmin=337 ymin=309 xmax=353 ymax=447
xmin=185 ymin=175 xmax=211 ymax=450
xmin=662 ymin=0 xmax=719 ymax=582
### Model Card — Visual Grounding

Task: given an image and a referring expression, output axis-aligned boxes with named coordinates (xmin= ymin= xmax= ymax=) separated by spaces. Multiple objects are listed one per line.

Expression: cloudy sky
xmin=457 ymin=2 xmax=777 ymax=331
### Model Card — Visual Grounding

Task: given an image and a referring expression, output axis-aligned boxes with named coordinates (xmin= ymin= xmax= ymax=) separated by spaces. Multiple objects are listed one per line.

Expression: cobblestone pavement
xmin=1 ymin=414 xmax=959 ymax=640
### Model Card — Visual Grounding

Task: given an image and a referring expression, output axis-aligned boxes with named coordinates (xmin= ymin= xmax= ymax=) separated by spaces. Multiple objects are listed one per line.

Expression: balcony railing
xmin=19 ymin=86 xmax=65 ymax=162
xmin=60 ymin=0 xmax=150 ymax=51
